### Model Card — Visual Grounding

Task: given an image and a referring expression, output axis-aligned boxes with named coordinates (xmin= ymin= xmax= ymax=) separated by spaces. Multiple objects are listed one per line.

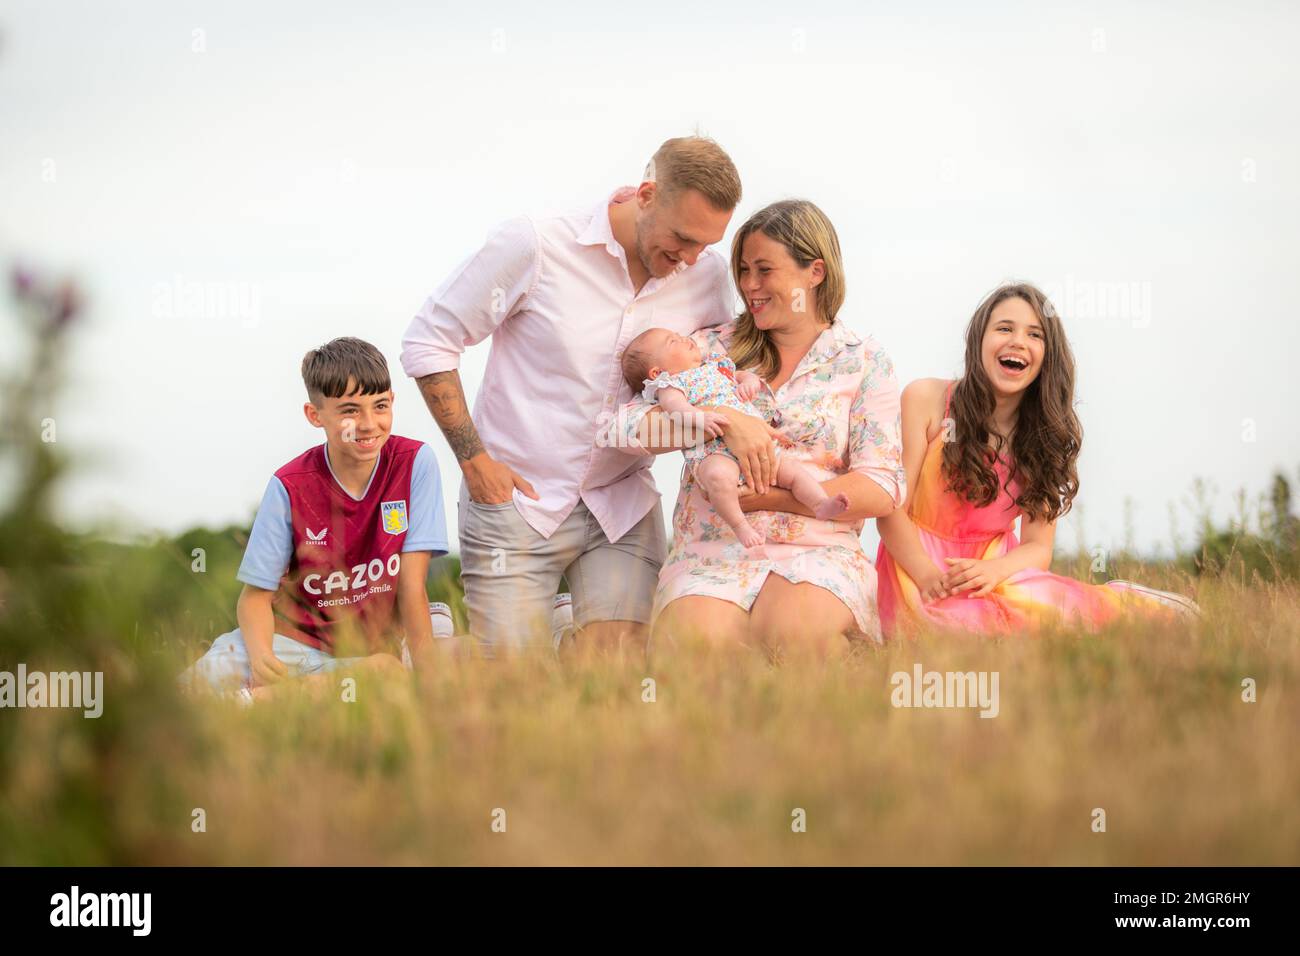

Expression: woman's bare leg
xmin=651 ymin=595 xmax=754 ymax=657
xmin=747 ymin=575 xmax=856 ymax=662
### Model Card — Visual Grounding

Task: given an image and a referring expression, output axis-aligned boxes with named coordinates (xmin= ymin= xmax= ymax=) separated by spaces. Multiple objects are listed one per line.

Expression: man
xmin=401 ymin=135 xmax=769 ymax=653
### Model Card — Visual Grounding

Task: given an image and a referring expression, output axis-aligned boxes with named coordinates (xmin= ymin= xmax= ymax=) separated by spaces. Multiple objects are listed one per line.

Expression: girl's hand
xmin=941 ymin=557 xmax=1006 ymax=598
xmin=914 ymin=565 xmax=952 ymax=603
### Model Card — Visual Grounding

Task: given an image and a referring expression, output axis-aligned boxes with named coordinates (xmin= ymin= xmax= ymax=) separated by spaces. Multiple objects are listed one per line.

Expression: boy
xmin=181 ymin=337 xmax=448 ymax=699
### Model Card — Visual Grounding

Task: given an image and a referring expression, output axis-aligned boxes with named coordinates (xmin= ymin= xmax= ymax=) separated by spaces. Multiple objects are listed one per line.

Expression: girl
xmin=875 ymin=282 xmax=1198 ymax=637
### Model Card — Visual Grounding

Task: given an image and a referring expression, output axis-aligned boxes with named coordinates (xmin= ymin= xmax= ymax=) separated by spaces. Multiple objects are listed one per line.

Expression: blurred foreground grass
xmin=4 ymin=560 xmax=1298 ymax=866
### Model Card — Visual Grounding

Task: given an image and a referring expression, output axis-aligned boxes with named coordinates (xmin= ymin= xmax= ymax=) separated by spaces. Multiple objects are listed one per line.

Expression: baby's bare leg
xmin=698 ymin=454 xmax=765 ymax=549
xmin=775 ymin=456 xmax=849 ymax=520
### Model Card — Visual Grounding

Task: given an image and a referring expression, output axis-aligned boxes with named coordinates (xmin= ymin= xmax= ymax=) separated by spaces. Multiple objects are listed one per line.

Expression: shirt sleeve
xmin=403 ymin=443 xmax=449 ymax=556
xmin=600 ymin=395 xmax=657 ymax=457
xmin=694 ymin=323 xmax=730 ymax=362
xmin=236 ymin=477 xmax=294 ymax=591
xmin=400 ymin=216 xmax=542 ymax=379
xmin=642 ymin=370 xmax=687 ymax=405
xmin=848 ymin=342 xmax=907 ymax=508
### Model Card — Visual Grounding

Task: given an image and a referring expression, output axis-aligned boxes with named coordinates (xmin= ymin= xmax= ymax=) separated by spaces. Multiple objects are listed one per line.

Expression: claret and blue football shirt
xmin=237 ymin=436 xmax=447 ymax=654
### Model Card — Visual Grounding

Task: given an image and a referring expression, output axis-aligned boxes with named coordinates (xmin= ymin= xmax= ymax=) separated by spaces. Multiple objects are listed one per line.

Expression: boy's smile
xmin=303 ymin=378 xmax=394 ymax=474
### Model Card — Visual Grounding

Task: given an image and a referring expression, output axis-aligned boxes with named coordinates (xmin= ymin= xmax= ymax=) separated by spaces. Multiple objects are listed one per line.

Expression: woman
xmin=617 ymin=200 xmax=905 ymax=656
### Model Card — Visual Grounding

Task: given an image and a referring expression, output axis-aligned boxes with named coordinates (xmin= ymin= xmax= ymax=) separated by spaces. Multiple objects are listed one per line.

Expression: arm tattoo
xmin=416 ymin=370 xmax=486 ymax=462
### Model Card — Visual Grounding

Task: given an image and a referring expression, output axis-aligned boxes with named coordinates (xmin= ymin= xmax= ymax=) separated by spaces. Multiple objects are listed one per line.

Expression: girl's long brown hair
xmin=941 ymin=283 xmax=1082 ymax=523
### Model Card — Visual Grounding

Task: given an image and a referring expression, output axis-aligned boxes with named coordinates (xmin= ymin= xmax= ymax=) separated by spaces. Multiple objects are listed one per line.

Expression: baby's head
xmin=620 ymin=327 xmax=702 ymax=392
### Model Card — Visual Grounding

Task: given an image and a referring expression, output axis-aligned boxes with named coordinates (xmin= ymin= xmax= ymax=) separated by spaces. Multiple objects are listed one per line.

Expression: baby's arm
xmin=654 ymin=386 xmax=729 ymax=441
xmin=734 ymin=369 xmax=764 ymax=403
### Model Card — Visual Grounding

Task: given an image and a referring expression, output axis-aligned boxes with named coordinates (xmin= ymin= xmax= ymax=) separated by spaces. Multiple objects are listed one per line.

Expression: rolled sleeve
xmin=400 ymin=216 xmax=541 ymax=379
xmin=600 ymin=398 xmax=657 ymax=456
xmin=848 ymin=345 xmax=906 ymax=508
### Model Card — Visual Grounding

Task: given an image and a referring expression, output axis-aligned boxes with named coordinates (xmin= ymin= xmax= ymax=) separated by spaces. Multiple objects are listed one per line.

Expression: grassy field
xmin=3 ymin=547 xmax=1296 ymax=866
xmin=2 ymin=280 xmax=1296 ymax=865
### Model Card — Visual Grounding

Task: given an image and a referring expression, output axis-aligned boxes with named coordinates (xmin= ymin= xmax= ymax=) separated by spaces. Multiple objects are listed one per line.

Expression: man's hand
xmin=713 ymin=407 xmax=783 ymax=494
xmin=249 ymin=649 xmax=288 ymax=688
xmin=462 ymin=451 xmax=539 ymax=505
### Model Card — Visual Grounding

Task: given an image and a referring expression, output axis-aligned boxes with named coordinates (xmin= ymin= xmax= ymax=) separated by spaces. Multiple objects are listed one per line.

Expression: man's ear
xmin=303 ymin=402 xmax=325 ymax=429
xmin=637 ymin=181 xmax=657 ymax=209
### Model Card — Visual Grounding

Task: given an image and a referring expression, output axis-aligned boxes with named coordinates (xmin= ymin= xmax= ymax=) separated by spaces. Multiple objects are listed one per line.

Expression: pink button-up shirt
xmin=400 ymin=187 xmax=735 ymax=541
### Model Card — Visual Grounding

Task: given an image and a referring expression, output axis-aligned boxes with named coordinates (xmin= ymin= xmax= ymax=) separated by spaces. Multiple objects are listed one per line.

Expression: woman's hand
xmin=713 ymin=407 xmax=784 ymax=493
xmin=941 ymin=557 xmax=1008 ymax=598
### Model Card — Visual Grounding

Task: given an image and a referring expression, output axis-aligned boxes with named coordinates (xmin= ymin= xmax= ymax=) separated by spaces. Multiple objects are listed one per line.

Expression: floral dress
xmin=619 ymin=318 xmax=906 ymax=641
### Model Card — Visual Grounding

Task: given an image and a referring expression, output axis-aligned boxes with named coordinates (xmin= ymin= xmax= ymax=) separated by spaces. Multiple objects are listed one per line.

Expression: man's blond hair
xmin=644 ymin=136 xmax=741 ymax=211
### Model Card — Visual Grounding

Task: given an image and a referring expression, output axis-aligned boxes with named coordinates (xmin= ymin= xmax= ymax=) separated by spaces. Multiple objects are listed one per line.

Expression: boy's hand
xmin=941 ymin=557 xmax=1006 ymax=598
xmin=462 ymin=451 xmax=539 ymax=505
xmin=249 ymin=649 xmax=289 ymax=688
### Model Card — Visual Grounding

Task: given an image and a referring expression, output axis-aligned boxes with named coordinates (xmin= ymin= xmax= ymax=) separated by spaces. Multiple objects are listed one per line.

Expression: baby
xmin=621 ymin=327 xmax=849 ymax=549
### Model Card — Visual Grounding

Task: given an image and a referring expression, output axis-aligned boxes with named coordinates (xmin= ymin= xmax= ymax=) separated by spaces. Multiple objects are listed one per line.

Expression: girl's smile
xmin=981 ymin=297 xmax=1045 ymax=394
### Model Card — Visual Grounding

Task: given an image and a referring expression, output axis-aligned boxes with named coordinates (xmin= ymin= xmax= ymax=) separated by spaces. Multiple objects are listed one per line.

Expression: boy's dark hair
xmin=301 ymin=337 xmax=391 ymax=403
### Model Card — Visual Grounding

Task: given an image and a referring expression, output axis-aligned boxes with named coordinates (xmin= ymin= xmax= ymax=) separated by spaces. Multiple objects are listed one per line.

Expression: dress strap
xmin=944 ymin=380 xmax=955 ymax=420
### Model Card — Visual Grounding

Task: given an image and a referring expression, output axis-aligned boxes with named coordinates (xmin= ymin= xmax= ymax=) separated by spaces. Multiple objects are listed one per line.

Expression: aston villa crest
xmin=380 ymin=500 xmax=409 ymax=536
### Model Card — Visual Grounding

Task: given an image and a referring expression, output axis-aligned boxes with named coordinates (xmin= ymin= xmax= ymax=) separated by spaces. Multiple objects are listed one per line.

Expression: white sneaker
xmin=552 ymin=592 xmax=575 ymax=649
xmin=400 ymin=602 xmax=459 ymax=667
xmin=428 ymin=601 xmax=455 ymax=638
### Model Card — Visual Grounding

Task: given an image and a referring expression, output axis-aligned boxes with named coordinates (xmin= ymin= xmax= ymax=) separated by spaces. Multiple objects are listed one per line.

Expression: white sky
xmin=2 ymin=0 xmax=1297 ymax=556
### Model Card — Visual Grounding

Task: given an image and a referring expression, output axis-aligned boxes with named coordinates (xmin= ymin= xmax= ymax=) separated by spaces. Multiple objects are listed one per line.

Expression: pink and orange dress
xmin=875 ymin=384 xmax=1199 ymax=637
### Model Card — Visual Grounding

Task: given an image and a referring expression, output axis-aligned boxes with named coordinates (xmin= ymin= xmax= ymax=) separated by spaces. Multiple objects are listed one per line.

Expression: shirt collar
xmin=789 ymin=317 xmax=862 ymax=381
xmin=323 ymin=443 xmax=381 ymax=502
xmin=576 ymin=186 xmax=690 ymax=285
xmin=576 ymin=186 xmax=637 ymax=257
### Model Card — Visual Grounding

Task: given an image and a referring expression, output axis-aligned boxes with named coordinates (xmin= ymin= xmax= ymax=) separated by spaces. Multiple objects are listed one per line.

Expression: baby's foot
xmin=737 ymin=521 xmax=766 ymax=549
xmin=813 ymin=493 xmax=850 ymax=520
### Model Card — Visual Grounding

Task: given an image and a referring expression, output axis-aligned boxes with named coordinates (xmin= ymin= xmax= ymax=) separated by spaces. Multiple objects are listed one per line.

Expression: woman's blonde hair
xmin=727 ymin=199 xmax=845 ymax=379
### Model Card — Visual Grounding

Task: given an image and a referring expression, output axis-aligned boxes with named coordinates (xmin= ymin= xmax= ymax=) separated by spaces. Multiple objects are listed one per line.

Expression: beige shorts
xmin=457 ymin=496 xmax=667 ymax=650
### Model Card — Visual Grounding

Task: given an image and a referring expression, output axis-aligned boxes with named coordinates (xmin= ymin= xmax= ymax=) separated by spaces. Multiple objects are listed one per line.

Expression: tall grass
xmin=2 ymin=268 xmax=1297 ymax=865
